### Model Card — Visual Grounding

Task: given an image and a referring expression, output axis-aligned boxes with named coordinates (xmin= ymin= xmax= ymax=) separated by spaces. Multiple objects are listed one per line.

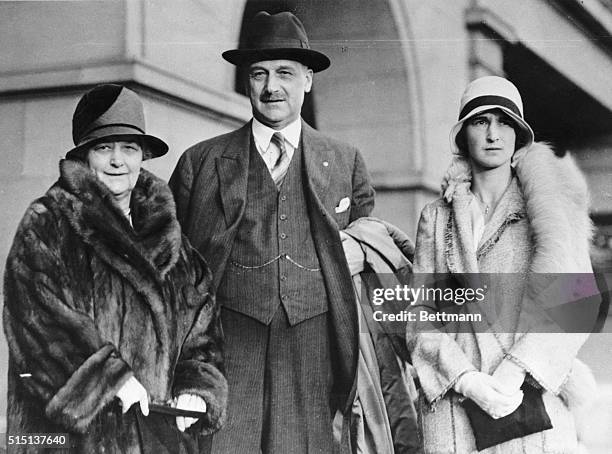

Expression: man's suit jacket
xmin=168 ymin=120 xmax=375 ymax=412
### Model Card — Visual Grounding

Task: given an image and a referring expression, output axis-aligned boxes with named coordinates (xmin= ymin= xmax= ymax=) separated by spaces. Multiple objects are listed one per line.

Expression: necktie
xmin=269 ymin=132 xmax=290 ymax=189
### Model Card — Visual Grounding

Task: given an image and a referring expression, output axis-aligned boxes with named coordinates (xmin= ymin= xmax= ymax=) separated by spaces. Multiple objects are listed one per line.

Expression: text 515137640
xmin=5 ymin=433 xmax=68 ymax=448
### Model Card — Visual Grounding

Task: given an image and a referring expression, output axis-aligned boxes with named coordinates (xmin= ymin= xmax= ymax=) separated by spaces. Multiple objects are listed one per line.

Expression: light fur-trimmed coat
xmin=408 ymin=143 xmax=598 ymax=454
xmin=3 ymin=160 xmax=227 ymax=453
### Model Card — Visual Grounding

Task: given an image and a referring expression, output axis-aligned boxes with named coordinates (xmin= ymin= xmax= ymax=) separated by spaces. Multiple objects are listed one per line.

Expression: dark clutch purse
xmin=462 ymin=381 xmax=553 ymax=451
xmin=132 ymin=404 xmax=211 ymax=454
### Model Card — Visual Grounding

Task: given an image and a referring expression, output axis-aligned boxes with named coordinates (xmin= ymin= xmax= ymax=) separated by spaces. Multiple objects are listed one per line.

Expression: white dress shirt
xmin=251 ymin=117 xmax=301 ymax=171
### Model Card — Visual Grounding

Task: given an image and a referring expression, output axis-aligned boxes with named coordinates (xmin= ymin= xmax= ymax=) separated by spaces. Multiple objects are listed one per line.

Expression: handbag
xmin=462 ymin=381 xmax=552 ymax=451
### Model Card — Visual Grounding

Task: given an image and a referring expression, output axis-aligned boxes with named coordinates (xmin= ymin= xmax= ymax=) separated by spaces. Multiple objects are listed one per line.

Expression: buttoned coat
xmin=169 ymin=120 xmax=375 ymax=415
xmin=408 ymin=143 xmax=598 ymax=453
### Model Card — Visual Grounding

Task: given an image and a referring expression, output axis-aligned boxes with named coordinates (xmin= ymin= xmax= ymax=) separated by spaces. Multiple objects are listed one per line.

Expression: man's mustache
xmin=260 ymin=95 xmax=285 ymax=102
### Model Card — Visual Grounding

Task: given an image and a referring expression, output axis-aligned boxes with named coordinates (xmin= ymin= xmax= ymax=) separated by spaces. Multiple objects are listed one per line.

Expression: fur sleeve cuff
xmin=173 ymin=360 xmax=228 ymax=435
xmin=505 ymin=333 xmax=588 ymax=393
xmin=45 ymin=343 xmax=132 ymax=433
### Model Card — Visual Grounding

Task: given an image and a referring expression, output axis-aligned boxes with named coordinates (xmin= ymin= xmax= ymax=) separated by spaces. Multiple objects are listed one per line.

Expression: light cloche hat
xmin=449 ymin=76 xmax=534 ymax=155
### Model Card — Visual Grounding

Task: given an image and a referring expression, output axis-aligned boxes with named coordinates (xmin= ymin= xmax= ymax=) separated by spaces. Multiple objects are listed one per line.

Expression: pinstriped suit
xmin=169 ymin=120 xmax=375 ymax=452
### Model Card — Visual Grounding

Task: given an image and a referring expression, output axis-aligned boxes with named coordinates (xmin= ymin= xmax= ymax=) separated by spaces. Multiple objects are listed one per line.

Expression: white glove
xmin=454 ymin=371 xmax=523 ymax=419
xmin=492 ymin=359 xmax=526 ymax=395
xmin=340 ymin=231 xmax=365 ymax=275
xmin=116 ymin=375 xmax=149 ymax=416
xmin=174 ymin=394 xmax=207 ymax=432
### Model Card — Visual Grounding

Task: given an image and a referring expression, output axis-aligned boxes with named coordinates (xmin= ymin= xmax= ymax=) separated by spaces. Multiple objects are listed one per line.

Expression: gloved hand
xmin=116 ymin=375 xmax=149 ymax=416
xmin=340 ymin=231 xmax=365 ymax=276
xmin=174 ymin=394 xmax=207 ymax=432
xmin=492 ymin=359 xmax=526 ymax=395
xmin=454 ymin=371 xmax=523 ymax=419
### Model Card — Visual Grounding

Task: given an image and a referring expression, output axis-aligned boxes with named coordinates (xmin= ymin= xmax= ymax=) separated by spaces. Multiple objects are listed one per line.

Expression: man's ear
xmin=304 ymin=68 xmax=313 ymax=93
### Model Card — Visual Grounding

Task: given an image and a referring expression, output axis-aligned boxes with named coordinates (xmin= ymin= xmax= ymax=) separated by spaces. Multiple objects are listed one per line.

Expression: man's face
xmin=246 ymin=59 xmax=313 ymax=130
xmin=465 ymin=109 xmax=517 ymax=171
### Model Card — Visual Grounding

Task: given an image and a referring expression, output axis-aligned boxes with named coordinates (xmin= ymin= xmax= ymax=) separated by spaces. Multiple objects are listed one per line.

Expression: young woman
xmin=407 ymin=76 xmax=597 ymax=453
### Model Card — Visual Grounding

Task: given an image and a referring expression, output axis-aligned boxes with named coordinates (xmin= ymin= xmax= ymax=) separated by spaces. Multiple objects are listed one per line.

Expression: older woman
xmin=407 ymin=76 xmax=597 ymax=453
xmin=3 ymin=84 xmax=227 ymax=452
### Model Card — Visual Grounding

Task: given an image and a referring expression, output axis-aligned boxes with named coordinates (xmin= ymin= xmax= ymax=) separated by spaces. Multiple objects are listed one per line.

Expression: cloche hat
xmin=222 ymin=11 xmax=330 ymax=72
xmin=450 ymin=76 xmax=534 ymax=155
xmin=66 ymin=84 xmax=168 ymax=160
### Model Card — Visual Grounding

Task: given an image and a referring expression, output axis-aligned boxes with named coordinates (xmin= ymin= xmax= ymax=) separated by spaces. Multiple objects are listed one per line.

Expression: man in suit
xmin=169 ymin=11 xmax=375 ymax=453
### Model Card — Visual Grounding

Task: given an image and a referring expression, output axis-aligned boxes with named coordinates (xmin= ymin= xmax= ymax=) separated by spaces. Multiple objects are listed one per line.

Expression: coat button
xmin=280 ymin=275 xmax=287 ymax=281
xmin=279 ymin=214 xmax=287 ymax=220
xmin=280 ymin=233 xmax=287 ymax=239
xmin=280 ymin=195 xmax=287 ymax=201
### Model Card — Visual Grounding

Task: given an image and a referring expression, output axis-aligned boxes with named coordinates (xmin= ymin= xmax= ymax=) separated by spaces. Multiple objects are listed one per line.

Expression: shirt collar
xmin=251 ymin=117 xmax=302 ymax=151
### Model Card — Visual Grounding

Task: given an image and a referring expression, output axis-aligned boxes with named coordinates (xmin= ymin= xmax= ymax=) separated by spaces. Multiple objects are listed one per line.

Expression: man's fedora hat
xmin=222 ymin=11 xmax=330 ymax=72
xmin=66 ymin=84 xmax=168 ymax=160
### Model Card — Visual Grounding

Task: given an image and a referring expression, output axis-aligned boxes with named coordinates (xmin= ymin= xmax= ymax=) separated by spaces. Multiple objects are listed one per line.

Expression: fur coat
xmin=3 ymin=159 xmax=227 ymax=453
xmin=408 ymin=143 xmax=598 ymax=453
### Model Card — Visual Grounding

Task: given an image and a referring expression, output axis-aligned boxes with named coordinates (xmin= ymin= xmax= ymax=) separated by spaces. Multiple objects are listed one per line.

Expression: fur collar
xmin=52 ymin=159 xmax=182 ymax=280
xmin=441 ymin=142 xmax=593 ymax=273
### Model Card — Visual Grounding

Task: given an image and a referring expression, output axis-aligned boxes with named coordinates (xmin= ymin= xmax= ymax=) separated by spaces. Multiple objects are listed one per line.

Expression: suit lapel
xmin=215 ymin=120 xmax=336 ymax=232
xmin=217 ymin=122 xmax=251 ymax=228
xmin=301 ymin=121 xmax=334 ymax=213
xmin=301 ymin=121 xmax=358 ymax=412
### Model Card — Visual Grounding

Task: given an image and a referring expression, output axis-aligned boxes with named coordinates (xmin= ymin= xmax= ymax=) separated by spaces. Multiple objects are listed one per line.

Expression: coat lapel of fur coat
xmin=442 ymin=142 xmax=593 ymax=275
xmin=56 ymin=159 xmax=182 ymax=285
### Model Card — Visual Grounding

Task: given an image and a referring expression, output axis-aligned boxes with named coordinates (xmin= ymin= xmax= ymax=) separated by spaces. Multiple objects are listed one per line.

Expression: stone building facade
xmin=1 ymin=0 xmax=611 ymax=449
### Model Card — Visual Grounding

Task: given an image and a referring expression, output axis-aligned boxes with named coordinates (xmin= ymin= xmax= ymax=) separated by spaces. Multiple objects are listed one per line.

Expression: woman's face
xmin=86 ymin=140 xmax=143 ymax=200
xmin=464 ymin=109 xmax=517 ymax=171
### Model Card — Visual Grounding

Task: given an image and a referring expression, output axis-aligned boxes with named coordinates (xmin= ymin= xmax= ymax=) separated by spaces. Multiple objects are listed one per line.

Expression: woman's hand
xmin=455 ymin=371 xmax=523 ymax=419
xmin=492 ymin=359 xmax=526 ymax=395
xmin=116 ymin=375 xmax=149 ymax=415
xmin=174 ymin=394 xmax=207 ymax=432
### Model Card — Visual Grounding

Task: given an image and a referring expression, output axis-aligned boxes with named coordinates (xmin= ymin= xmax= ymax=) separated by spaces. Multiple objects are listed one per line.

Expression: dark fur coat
xmin=3 ymin=159 xmax=227 ymax=453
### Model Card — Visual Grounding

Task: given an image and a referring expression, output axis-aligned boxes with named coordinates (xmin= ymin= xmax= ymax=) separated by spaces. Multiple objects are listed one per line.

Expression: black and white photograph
xmin=1 ymin=0 xmax=611 ymax=453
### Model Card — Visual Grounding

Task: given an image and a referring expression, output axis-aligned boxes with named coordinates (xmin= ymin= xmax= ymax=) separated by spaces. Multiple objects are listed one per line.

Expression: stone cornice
xmin=0 ymin=59 xmax=251 ymax=124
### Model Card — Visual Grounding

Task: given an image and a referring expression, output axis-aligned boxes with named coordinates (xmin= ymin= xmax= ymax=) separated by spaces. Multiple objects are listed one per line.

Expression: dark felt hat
xmin=222 ymin=11 xmax=330 ymax=72
xmin=66 ymin=84 xmax=168 ymax=160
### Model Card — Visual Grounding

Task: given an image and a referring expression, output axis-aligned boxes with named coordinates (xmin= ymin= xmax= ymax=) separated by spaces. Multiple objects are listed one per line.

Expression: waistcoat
xmin=217 ymin=137 xmax=328 ymax=325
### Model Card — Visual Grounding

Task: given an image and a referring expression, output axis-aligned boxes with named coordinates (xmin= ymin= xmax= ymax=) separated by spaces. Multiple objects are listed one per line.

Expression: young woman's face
xmin=464 ymin=109 xmax=517 ymax=171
